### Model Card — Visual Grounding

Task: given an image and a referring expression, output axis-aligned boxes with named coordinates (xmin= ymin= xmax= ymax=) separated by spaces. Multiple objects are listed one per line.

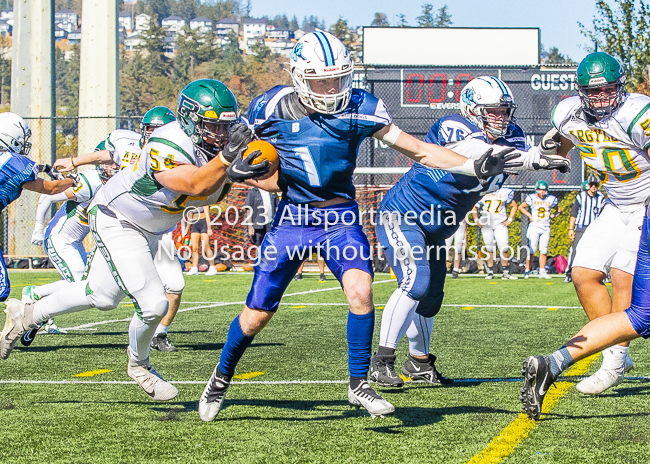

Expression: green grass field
xmin=1 ymin=270 xmax=649 ymax=463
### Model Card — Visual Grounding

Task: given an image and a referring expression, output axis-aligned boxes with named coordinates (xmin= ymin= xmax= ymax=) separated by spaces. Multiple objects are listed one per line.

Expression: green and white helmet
xmin=177 ymin=79 xmax=238 ymax=160
xmin=535 ymin=180 xmax=549 ymax=191
xmin=576 ymin=52 xmax=627 ymax=119
xmin=140 ymin=106 xmax=176 ymax=144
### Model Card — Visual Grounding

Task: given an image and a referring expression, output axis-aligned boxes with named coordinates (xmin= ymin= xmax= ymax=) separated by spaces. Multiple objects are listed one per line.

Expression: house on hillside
xmin=0 ymin=20 xmax=10 ymax=37
xmin=190 ymin=16 xmax=212 ymax=34
xmin=68 ymin=27 xmax=82 ymax=44
xmin=0 ymin=9 xmax=12 ymax=25
xmin=243 ymin=17 xmax=267 ymax=54
xmin=215 ymin=17 xmax=239 ymax=36
xmin=135 ymin=13 xmax=150 ymax=32
xmin=55 ymin=9 xmax=78 ymax=33
xmin=162 ymin=15 xmax=185 ymax=34
xmin=119 ymin=11 xmax=133 ymax=31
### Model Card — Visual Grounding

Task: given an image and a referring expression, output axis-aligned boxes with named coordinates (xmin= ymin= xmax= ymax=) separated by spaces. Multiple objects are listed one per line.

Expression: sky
xmin=249 ymin=0 xmax=599 ymax=63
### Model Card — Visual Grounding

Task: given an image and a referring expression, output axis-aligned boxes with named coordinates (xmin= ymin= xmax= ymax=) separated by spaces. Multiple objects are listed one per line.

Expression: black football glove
xmin=532 ymin=154 xmax=571 ymax=173
xmin=38 ymin=164 xmax=65 ymax=180
xmin=539 ymin=127 xmax=562 ymax=155
xmin=474 ymin=147 xmax=522 ymax=185
xmin=226 ymin=150 xmax=270 ymax=182
xmin=222 ymin=122 xmax=254 ymax=165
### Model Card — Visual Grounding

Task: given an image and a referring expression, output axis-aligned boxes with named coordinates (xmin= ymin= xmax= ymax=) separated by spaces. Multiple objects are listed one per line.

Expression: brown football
xmin=242 ymin=140 xmax=279 ymax=180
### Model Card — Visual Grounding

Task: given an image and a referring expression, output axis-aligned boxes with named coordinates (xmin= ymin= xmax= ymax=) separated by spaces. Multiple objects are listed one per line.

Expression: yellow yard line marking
xmin=290 ymin=305 xmax=306 ymax=309
xmin=233 ymin=371 xmax=265 ymax=380
xmin=546 ymin=282 xmax=554 ymax=285
xmin=547 ymin=307 xmax=558 ymax=311
xmin=489 ymin=282 xmax=497 ymax=285
xmin=462 ymin=307 xmax=474 ymax=310
xmin=376 ymin=305 xmax=385 ymax=310
xmin=73 ymin=369 xmax=112 ymax=378
xmin=464 ymin=353 xmax=600 ymax=464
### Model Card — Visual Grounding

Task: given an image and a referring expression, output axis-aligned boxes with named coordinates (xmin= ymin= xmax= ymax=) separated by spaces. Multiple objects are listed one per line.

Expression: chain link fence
xmin=353 ymin=65 xmax=584 ymax=188
xmin=2 ymin=116 xmax=142 ymax=259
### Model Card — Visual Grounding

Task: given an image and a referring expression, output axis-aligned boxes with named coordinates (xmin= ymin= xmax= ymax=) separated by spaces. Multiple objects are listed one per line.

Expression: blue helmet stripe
xmin=491 ymin=76 xmax=510 ymax=96
xmin=313 ymin=31 xmax=335 ymax=67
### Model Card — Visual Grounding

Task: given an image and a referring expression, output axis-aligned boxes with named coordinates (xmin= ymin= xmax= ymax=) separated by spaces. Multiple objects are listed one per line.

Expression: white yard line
xmin=61 ymin=279 xmax=396 ymax=332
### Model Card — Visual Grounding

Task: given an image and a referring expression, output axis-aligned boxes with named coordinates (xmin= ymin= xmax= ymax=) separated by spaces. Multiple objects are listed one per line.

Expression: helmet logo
xmin=588 ymin=76 xmax=607 ymax=86
xmin=461 ymin=88 xmax=476 ymax=105
xmin=291 ymin=43 xmax=307 ymax=62
xmin=179 ymin=93 xmax=200 ymax=116
xmin=219 ymin=111 xmax=237 ymax=121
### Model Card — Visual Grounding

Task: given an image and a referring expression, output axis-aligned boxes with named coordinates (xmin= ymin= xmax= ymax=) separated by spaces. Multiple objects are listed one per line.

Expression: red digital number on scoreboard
xmin=404 ymin=73 xmax=473 ymax=104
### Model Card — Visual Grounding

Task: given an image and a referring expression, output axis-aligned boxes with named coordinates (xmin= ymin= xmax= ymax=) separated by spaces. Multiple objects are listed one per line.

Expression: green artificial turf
xmin=1 ymin=271 xmax=648 ymax=463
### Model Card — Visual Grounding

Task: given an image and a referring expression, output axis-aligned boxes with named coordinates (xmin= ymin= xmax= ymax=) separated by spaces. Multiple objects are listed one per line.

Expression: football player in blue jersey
xmin=198 ymin=33 xmax=525 ymax=421
xmin=0 ymin=113 xmax=74 ymax=337
xmin=369 ymin=76 xmax=571 ymax=388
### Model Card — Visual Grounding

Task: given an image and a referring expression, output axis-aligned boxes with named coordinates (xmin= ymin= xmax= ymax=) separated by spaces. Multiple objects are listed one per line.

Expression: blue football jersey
xmin=0 ymin=151 xmax=38 ymax=211
xmin=380 ymin=115 xmax=527 ymax=238
xmin=246 ymin=86 xmax=391 ymax=204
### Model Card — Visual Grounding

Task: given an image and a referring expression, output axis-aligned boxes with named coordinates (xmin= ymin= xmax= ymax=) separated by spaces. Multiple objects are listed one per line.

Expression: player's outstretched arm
xmin=518 ymin=203 xmax=533 ymax=221
xmin=53 ymin=150 xmax=113 ymax=172
xmin=23 ymin=178 xmax=74 ymax=195
xmin=244 ymin=172 xmax=281 ymax=193
xmin=153 ymin=158 xmax=229 ymax=197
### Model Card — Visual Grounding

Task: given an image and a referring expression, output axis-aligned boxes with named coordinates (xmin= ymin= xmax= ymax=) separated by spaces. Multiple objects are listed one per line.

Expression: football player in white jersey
xmin=21 ymin=162 xmax=112 ymax=343
xmin=446 ymin=215 xmax=467 ymax=279
xmin=525 ymin=52 xmax=650 ymax=395
xmin=0 ymin=80 xmax=269 ymax=401
xmin=519 ymin=181 xmax=560 ymax=279
xmin=472 ymin=187 xmax=518 ymax=280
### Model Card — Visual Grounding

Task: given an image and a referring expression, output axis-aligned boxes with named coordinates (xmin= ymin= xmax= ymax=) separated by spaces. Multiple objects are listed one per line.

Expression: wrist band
xmin=218 ymin=153 xmax=231 ymax=166
xmin=71 ymin=157 xmax=76 ymax=168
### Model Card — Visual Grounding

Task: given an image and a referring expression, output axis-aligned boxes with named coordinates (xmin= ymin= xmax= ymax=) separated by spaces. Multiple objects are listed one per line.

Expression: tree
xmin=545 ymin=46 xmax=575 ymax=65
xmin=302 ymin=15 xmax=325 ymax=32
xmin=371 ymin=12 xmax=389 ymax=27
xmin=243 ymin=0 xmax=252 ymax=18
xmin=269 ymin=14 xmax=290 ymax=29
xmin=172 ymin=0 xmax=199 ymax=22
xmin=289 ymin=15 xmax=299 ymax=30
xmin=433 ymin=5 xmax=452 ymax=27
xmin=396 ymin=13 xmax=408 ymax=27
xmin=416 ymin=3 xmax=435 ymax=27
xmin=579 ymin=0 xmax=650 ymax=87
xmin=330 ymin=17 xmax=351 ymax=47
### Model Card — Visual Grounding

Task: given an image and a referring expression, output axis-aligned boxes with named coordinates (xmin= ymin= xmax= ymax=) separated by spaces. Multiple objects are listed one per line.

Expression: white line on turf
xmin=2 ymin=376 xmax=647 ymax=386
xmin=60 ymin=279 xmax=397 ymax=332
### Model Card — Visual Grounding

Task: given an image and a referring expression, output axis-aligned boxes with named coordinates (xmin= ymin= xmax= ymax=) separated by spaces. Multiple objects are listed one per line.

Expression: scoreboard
xmin=362 ymin=65 xmax=582 ymax=189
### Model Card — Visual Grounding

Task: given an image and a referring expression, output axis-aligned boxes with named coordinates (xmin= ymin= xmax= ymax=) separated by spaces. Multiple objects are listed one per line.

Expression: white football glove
xmin=533 ymin=154 xmax=571 ymax=173
xmin=31 ymin=223 xmax=45 ymax=247
xmin=539 ymin=127 xmax=562 ymax=155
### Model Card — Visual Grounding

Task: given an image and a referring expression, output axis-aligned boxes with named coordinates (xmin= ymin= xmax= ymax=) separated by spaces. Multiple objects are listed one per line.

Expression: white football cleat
xmin=199 ymin=365 xmax=231 ymax=422
xmin=348 ymin=380 xmax=395 ymax=418
xmin=624 ymin=352 xmax=634 ymax=373
xmin=576 ymin=367 xmax=624 ymax=394
xmin=1 ymin=299 xmax=36 ymax=360
xmin=204 ymin=265 xmax=218 ymax=276
xmin=187 ymin=267 xmax=199 ymax=276
xmin=539 ymin=269 xmax=552 ymax=279
xmin=127 ymin=348 xmax=178 ymax=401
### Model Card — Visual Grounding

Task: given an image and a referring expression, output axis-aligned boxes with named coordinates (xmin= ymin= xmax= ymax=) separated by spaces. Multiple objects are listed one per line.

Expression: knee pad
xmin=140 ymin=296 xmax=169 ymax=322
xmin=163 ymin=275 xmax=185 ymax=295
xmin=87 ymin=283 xmax=121 ymax=312
xmin=415 ymin=290 xmax=444 ymax=317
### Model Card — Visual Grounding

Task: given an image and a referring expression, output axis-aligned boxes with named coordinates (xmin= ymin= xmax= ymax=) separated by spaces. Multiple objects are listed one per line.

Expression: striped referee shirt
xmin=571 ymin=191 xmax=605 ymax=229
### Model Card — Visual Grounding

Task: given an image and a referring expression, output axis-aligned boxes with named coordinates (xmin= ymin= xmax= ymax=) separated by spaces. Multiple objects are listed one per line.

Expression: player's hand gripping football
xmin=226 ymin=150 xmax=270 ymax=182
xmin=533 ymin=127 xmax=571 ymax=173
xmin=221 ymin=122 xmax=254 ymax=165
xmin=474 ymin=147 xmax=522 ymax=184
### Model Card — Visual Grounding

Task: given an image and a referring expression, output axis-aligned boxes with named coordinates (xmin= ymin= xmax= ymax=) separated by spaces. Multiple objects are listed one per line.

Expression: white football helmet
xmin=460 ymin=76 xmax=517 ymax=137
xmin=0 ymin=112 xmax=32 ymax=156
xmin=290 ymin=31 xmax=354 ymax=114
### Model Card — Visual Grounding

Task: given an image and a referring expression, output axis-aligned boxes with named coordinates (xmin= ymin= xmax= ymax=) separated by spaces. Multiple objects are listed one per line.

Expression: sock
xmin=378 ymin=288 xmax=419 ymax=349
xmin=406 ymin=314 xmax=434 ymax=357
xmin=376 ymin=345 xmax=395 ymax=356
xmin=155 ymin=323 xmax=170 ymax=336
xmin=602 ymin=344 xmax=628 ymax=370
xmin=32 ymin=281 xmax=92 ymax=324
xmin=349 ymin=377 xmax=365 ymax=389
xmin=347 ymin=310 xmax=374 ymax=378
xmin=34 ymin=280 xmax=70 ymax=299
xmin=218 ymin=315 xmax=255 ymax=377
xmin=128 ymin=313 xmax=162 ymax=362
xmin=487 ymin=266 xmax=494 ymax=273
xmin=453 ymin=267 xmax=460 ymax=272
xmin=548 ymin=346 xmax=574 ymax=377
